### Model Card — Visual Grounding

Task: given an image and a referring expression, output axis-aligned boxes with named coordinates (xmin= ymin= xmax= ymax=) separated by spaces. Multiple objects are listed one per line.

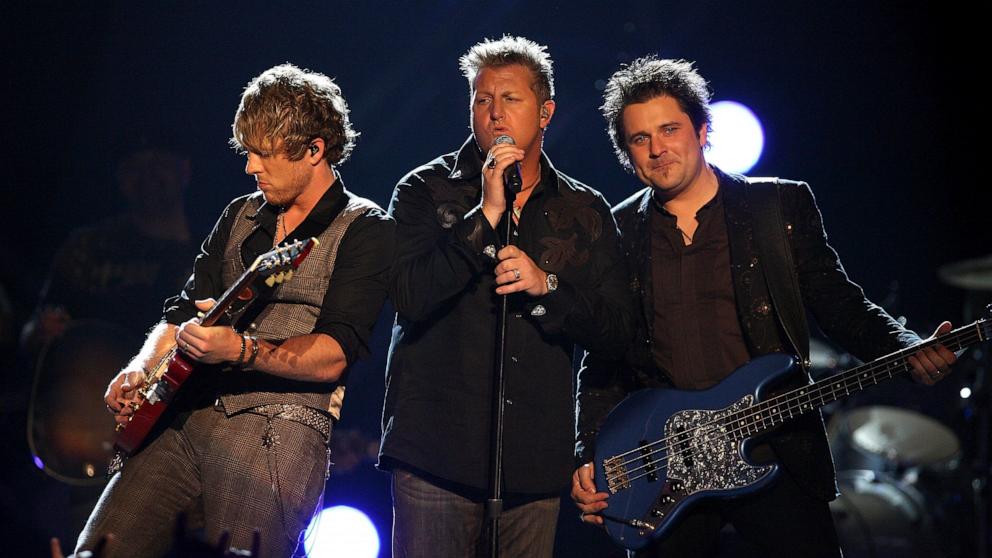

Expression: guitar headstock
xmin=248 ymin=237 xmax=320 ymax=287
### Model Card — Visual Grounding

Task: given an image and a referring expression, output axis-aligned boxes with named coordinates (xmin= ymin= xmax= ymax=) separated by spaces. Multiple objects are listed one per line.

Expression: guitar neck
xmin=198 ymin=270 xmax=259 ymax=328
xmin=744 ymin=319 xmax=988 ymax=433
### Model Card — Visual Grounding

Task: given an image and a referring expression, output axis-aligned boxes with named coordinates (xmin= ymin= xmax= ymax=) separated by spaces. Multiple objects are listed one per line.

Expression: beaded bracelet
xmin=235 ymin=332 xmax=247 ymax=366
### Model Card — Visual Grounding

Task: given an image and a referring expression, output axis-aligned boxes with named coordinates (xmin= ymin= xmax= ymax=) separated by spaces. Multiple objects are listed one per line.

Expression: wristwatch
xmin=545 ymin=272 xmax=559 ymax=293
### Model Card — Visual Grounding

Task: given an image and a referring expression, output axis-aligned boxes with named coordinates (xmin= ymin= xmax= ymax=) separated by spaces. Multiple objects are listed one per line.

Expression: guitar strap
xmin=746 ymin=178 xmax=811 ymax=372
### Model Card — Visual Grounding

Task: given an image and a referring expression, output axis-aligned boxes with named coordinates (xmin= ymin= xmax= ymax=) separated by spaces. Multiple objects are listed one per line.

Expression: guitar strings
xmin=610 ymin=327 xmax=984 ymax=486
xmin=608 ymin=324 xmax=982 ymax=467
xmin=614 ymin=358 xmax=919 ymax=485
xmin=612 ymin=326 xmax=982 ymax=484
xmin=604 ymin=325 xmax=986 ymax=488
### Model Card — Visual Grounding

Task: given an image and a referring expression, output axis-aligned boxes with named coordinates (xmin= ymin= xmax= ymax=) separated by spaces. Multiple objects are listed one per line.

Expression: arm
xmin=178 ymin=319 xmax=348 ymax=383
xmin=493 ymin=192 xmax=634 ymax=358
xmin=105 ymin=321 xmax=176 ymax=425
xmin=789 ymin=182 xmax=918 ymax=359
xmin=788 ymin=183 xmax=955 ymax=382
xmin=178 ymin=209 xmax=395 ymax=383
xmin=388 ymin=170 xmax=500 ymax=322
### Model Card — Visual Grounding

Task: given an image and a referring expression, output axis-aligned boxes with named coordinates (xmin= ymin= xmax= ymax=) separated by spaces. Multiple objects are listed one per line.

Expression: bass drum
xmin=27 ymin=320 xmax=142 ymax=485
xmin=830 ymin=470 xmax=943 ymax=558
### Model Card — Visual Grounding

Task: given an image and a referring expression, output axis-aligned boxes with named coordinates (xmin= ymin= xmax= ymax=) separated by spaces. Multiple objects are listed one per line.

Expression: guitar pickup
xmin=143 ymin=380 xmax=174 ymax=405
xmin=639 ymin=439 xmax=658 ymax=483
xmin=603 ymin=456 xmax=630 ymax=494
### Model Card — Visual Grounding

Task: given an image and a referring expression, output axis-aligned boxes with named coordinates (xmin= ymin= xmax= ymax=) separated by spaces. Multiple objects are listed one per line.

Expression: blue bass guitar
xmin=594 ymin=318 xmax=990 ymax=550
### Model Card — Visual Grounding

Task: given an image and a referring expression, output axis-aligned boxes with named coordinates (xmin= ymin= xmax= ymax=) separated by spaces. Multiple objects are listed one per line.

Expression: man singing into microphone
xmin=379 ymin=36 xmax=632 ymax=556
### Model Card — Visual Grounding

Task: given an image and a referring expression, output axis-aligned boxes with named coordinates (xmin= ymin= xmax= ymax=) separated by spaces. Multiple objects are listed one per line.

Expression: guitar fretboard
xmin=723 ymin=319 xmax=989 ymax=438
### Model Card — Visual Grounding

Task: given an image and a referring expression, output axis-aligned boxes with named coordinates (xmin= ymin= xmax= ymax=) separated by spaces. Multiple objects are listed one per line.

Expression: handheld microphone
xmin=493 ymin=135 xmax=523 ymax=194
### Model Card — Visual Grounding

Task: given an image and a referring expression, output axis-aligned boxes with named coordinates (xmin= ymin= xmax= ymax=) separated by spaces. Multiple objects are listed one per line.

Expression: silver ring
xmin=487 ymin=158 xmax=497 ymax=169
xmin=512 ymin=269 xmax=521 ymax=281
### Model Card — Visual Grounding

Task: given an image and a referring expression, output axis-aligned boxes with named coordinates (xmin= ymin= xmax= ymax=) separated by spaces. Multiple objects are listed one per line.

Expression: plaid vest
xmin=218 ymin=190 xmax=377 ymax=420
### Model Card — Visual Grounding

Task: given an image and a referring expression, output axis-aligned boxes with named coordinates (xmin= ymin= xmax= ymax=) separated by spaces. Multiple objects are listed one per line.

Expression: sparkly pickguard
xmin=666 ymin=395 xmax=772 ymax=495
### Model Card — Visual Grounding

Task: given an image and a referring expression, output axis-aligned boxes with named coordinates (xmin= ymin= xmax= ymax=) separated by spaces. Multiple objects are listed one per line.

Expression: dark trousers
xmin=635 ymin=468 xmax=841 ymax=558
xmin=75 ymin=405 xmax=330 ymax=558
xmin=391 ymin=468 xmax=560 ymax=558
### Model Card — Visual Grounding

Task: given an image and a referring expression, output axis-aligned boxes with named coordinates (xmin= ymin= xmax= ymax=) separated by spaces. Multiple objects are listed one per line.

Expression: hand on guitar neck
xmin=905 ymin=320 xmax=957 ymax=385
xmin=175 ymin=299 xmax=244 ymax=365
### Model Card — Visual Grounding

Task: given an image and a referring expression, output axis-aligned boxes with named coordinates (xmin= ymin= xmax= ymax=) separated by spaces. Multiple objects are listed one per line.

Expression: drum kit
xmin=820 ymin=255 xmax=992 ymax=558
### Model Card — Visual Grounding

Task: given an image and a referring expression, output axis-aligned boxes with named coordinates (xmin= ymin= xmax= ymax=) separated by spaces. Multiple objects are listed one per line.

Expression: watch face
xmin=546 ymin=273 xmax=558 ymax=292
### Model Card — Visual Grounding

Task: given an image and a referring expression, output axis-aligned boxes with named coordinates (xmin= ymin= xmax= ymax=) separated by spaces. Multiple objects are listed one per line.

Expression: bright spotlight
xmin=304 ymin=505 xmax=380 ymax=558
xmin=960 ymin=387 xmax=972 ymax=399
xmin=707 ymin=100 xmax=764 ymax=174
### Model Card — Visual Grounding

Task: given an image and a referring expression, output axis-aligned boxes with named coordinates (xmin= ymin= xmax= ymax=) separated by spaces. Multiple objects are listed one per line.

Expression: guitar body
xmin=110 ymin=238 xmax=318 ymax=470
xmin=113 ymin=350 xmax=194 ymax=456
xmin=594 ymin=353 xmax=798 ymax=550
xmin=592 ymin=317 xmax=990 ymax=551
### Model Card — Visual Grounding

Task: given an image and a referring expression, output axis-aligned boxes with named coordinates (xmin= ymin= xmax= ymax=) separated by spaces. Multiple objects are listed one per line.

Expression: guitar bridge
xmin=603 ymin=455 xmax=630 ymax=494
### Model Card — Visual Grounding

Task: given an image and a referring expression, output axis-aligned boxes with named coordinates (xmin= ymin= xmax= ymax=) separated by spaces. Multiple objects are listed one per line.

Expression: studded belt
xmin=251 ymin=403 xmax=332 ymax=439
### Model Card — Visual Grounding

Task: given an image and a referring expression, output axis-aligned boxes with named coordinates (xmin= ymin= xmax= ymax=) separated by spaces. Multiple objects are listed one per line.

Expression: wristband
xmin=246 ymin=335 xmax=260 ymax=367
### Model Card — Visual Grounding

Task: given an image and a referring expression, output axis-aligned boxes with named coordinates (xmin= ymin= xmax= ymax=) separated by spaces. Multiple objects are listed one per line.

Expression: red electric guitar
xmin=110 ymin=238 xmax=317 ymax=473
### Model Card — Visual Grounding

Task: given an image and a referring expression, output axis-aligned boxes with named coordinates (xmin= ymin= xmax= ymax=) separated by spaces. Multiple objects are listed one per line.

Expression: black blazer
xmin=576 ymin=168 xmax=921 ymax=501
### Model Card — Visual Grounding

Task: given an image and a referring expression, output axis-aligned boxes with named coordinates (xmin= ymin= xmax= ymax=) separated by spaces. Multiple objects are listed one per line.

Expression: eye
xmin=663 ymin=126 xmax=678 ymax=136
xmin=629 ymin=135 xmax=648 ymax=146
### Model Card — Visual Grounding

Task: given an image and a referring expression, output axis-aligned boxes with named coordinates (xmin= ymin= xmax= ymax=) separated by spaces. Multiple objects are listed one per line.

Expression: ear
xmin=697 ymin=123 xmax=708 ymax=148
xmin=539 ymin=100 xmax=556 ymax=129
xmin=307 ymin=138 xmax=326 ymax=165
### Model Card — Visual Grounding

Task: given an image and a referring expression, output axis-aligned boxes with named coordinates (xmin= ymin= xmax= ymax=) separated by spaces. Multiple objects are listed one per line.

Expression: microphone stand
xmin=485 ymin=180 xmax=519 ymax=558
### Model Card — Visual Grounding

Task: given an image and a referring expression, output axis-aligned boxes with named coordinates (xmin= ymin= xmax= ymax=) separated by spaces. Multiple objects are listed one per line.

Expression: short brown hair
xmin=601 ymin=57 xmax=712 ymax=170
xmin=231 ymin=63 xmax=358 ymax=165
xmin=459 ymin=35 xmax=555 ymax=103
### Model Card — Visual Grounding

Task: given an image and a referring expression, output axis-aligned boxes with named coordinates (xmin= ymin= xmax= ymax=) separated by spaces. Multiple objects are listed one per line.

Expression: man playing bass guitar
xmin=75 ymin=63 xmax=394 ymax=558
xmin=571 ymin=57 xmax=957 ymax=558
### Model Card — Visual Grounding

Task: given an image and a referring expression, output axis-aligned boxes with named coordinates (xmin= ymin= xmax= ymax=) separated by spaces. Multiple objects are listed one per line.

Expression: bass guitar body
xmin=595 ymin=353 xmax=797 ymax=550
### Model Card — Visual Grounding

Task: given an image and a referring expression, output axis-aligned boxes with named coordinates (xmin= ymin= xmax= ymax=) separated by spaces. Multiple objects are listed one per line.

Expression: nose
xmin=490 ymin=98 xmax=504 ymax=121
xmin=245 ymin=153 xmax=262 ymax=175
xmin=648 ymin=134 xmax=666 ymax=158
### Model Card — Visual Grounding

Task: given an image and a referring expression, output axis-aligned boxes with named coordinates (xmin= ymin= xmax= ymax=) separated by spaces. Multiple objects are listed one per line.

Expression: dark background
xmin=2 ymin=1 xmax=987 ymax=556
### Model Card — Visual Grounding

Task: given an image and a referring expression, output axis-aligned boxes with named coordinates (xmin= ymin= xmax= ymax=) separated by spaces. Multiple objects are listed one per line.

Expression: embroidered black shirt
xmin=379 ymin=137 xmax=633 ymax=493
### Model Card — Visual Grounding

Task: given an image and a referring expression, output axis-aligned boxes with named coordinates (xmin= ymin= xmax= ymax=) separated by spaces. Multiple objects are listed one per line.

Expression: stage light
xmin=303 ymin=505 xmax=380 ymax=558
xmin=32 ymin=456 xmax=44 ymax=470
xmin=960 ymin=386 xmax=972 ymax=399
xmin=707 ymin=100 xmax=764 ymax=174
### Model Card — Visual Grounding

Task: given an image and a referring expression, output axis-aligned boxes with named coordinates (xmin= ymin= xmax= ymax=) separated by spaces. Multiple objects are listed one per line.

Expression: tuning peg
xmin=285 ymin=270 xmax=293 ymax=281
xmin=265 ymin=276 xmax=276 ymax=288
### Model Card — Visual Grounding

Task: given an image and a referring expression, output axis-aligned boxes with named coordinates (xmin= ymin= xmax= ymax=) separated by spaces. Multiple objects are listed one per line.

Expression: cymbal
xmin=810 ymin=337 xmax=841 ymax=371
xmin=939 ymin=255 xmax=992 ymax=291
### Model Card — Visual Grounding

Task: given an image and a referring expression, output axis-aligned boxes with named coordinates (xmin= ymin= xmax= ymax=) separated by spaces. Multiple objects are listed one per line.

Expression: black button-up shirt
xmin=380 ymin=137 xmax=632 ymax=493
xmin=650 ymin=189 xmax=750 ymax=389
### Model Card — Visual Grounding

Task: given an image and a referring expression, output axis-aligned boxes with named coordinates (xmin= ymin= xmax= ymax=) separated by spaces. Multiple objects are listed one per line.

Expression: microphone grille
xmin=494 ymin=135 xmax=515 ymax=146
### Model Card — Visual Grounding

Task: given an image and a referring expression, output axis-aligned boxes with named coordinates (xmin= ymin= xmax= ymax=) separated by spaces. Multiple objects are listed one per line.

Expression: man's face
xmin=244 ymin=146 xmax=313 ymax=207
xmin=622 ymin=95 xmax=708 ymax=197
xmin=470 ymin=64 xmax=553 ymax=156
